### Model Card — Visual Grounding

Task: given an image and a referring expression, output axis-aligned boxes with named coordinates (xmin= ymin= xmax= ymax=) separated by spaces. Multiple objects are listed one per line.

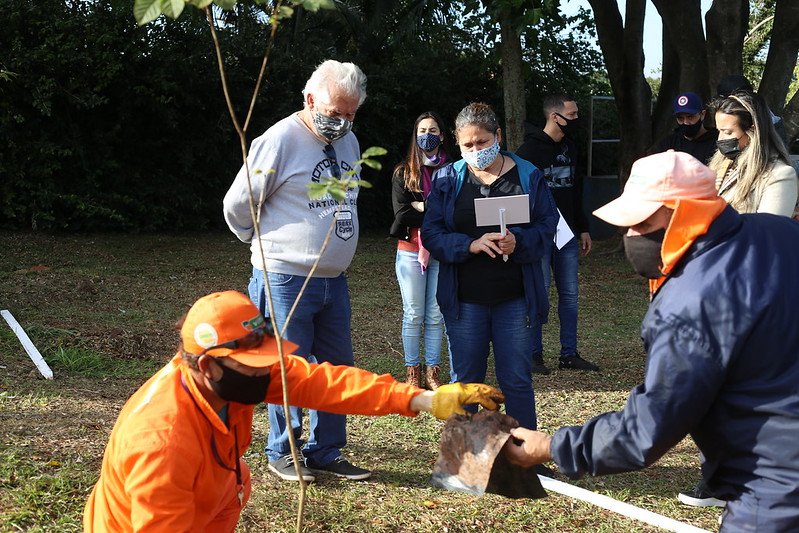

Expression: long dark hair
xmin=393 ymin=111 xmax=451 ymax=193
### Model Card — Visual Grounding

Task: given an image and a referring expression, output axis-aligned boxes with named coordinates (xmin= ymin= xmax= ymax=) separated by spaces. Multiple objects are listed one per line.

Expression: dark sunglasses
xmin=199 ymin=323 xmax=273 ymax=355
xmin=323 ymin=144 xmax=342 ymax=179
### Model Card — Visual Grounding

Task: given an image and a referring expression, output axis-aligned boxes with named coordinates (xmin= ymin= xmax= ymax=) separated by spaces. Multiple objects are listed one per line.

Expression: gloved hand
xmin=430 ymin=383 xmax=505 ymax=420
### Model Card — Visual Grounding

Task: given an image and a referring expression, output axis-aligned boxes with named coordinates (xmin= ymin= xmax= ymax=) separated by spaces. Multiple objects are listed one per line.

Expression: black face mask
xmin=623 ymin=228 xmax=666 ymax=279
xmin=555 ymin=113 xmax=578 ymax=137
xmin=209 ymin=360 xmax=271 ymax=405
xmin=716 ymin=137 xmax=742 ymax=160
xmin=678 ymin=120 xmax=702 ymax=139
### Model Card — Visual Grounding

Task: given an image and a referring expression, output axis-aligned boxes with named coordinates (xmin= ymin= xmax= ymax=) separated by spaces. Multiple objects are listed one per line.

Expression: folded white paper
xmin=555 ymin=209 xmax=575 ymax=250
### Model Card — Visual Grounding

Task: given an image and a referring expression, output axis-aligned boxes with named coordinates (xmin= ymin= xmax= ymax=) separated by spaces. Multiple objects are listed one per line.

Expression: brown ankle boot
xmin=425 ymin=365 xmax=442 ymax=390
xmin=405 ymin=365 xmax=421 ymax=388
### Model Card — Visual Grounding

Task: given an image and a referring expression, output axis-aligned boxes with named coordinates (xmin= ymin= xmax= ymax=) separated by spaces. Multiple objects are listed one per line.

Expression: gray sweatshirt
xmin=223 ymin=113 xmax=360 ymax=277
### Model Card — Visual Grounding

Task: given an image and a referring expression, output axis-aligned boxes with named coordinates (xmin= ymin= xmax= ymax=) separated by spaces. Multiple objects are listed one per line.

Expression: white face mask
xmin=461 ymin=137 xmax=500 ymax=170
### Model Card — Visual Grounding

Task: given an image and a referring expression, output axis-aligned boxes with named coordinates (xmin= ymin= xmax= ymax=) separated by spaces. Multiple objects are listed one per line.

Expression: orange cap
xmin=181 ymin=291 xmax=297 ymax=368
xmin=592 ymin=150 xmax=718 ymax=227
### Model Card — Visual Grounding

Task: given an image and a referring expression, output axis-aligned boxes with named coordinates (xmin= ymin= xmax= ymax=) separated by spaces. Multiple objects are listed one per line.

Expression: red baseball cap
xmin=181 ymin=291 xmax=298 ymax=367
xmin=593 ymin=151 xmax=718 ymax=227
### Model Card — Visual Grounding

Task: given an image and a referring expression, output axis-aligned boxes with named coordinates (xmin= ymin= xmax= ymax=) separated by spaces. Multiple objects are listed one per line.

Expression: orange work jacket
xmin=84 ymin=354 xmax=420 ymax=532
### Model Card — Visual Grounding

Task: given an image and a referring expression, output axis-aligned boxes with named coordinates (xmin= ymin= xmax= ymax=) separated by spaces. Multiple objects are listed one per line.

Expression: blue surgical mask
xmin=462 ymin=138 xmax=500 ymax=170
xmin=313 ymin=111 xmax=352 ymax=142
xmin=417 ymin=133 xmax=442 ymax=152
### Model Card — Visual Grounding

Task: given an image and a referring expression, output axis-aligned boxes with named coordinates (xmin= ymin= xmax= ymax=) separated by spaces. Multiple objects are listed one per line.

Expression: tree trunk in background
xmin=782 ymin=89 xmax=799 ymax=145
xmin=587 ymin=0 xmax=651 ymax=184
xmin=652 ymin=0 xmax=710 ymax=98
xmin=500 ymin=13 xmax=526 ymax=152
xmin=651 ymin=29 xmax=681 ymax=147
xmin=759 ymin=0 xmax=799 ymax=113
xmin=704 ymin=0 xmax=748 ymax=96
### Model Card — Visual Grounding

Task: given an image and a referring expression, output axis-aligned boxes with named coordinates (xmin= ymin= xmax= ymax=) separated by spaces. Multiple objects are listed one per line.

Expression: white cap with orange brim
xmin=593 ymin=150 xmax=718 ymax=227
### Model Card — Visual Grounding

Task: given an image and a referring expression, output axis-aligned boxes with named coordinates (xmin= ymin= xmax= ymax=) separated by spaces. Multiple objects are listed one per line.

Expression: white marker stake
xmin=499 ymin=207 xmax=508 ymax=262
xmin=2 ymin=310 xmax=54 ymax=380
xmin=538 ymin=475 xmax=711 ymax=533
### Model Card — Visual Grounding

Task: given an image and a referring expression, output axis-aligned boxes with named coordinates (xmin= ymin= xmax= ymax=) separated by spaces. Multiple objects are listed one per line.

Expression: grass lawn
xmin=0 ymin=230 xmax=721 ymax=532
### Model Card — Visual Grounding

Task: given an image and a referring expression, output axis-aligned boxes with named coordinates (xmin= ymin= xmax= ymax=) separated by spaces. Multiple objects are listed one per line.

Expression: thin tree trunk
xmin=651 ymin=28 xmax=681 ymax=147
xmin=759 ymin=0 xmax=799 ymax=113
xmin=500 ymin=13 xmax=526 ymax=152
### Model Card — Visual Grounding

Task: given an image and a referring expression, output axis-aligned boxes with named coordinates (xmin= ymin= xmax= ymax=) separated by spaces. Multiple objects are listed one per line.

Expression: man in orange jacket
xmin=84 ymin=290 xmax=503 ymax=532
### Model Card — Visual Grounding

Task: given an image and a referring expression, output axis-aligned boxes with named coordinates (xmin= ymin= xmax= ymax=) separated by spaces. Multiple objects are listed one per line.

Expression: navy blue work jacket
xmin=551 ymin=207 xmax=799 ymax=532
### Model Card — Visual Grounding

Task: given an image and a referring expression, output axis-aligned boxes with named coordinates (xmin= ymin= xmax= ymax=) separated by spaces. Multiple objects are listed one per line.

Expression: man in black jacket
xmin=653 ymin=92 xmax=718 ymax=164
xmin=516 ymin=95 xmax=598 ymax=374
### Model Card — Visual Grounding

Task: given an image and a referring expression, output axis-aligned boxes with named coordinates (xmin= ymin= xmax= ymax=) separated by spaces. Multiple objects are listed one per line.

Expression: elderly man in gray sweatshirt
xmin=223 ymin=59 xmax=370 ymax=483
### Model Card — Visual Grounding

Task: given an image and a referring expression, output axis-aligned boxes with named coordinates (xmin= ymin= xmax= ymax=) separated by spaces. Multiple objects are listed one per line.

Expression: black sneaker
xmin=559 ymin=353 xmax=600 ymax=372
xmin=678 ymin=481 xmax=726 ymax=507
xmin=309 ymin=456 xmax=371 ymax=480
xmin=532 ymin=355 xmax=551 ymax=375
xmin=268 ymin=454 xmax=315 ymax=482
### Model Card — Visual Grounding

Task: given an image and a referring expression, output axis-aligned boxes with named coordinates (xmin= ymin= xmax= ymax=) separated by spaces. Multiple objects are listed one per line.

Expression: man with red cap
xmin=504 ymin=151 xmax=799 ymax=532
xmin=83 ymin=290 xmax=503 ymax=532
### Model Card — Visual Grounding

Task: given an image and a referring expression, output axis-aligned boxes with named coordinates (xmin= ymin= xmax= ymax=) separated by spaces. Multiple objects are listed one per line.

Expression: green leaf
xmin=356 ymin=180 xmax=372 ymax=189
xmin=328 ymin=188 xmax=346 ymax=202
xmin=186 ymin=0 xmax=214 ymax=7
xmin=214 ymin=0 xmax=237 ymax=10
xmin=361 ymin=159 xmax=382 ymax=170
xmin=277 ymin=5 xmax=294 ymax=19
xmin=134 ymin=0 xmax=163 ymax=25
xmin=306 ymin=183 xmax=329 ymax=200
xmin=361 ymin=146 xmax=387 ymax=158
xmin=293 ymin=0 xmax=335 ymax=12
xmin=161 ymin=0 xmax=185 ymax=19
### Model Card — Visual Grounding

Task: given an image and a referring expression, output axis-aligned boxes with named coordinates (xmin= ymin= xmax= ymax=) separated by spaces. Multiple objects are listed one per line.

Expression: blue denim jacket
xmin=420 ymin=151 xmax=558 ymax=323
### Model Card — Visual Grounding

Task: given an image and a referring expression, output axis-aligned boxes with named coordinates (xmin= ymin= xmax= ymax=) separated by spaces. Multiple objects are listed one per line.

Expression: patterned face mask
xmin=417 ymin=133 xmax=442 ymax=152
xmin=313 ymin=111 xmax=353 ymax=142
xmin=461 ymin=138 xmax=500 ymax=170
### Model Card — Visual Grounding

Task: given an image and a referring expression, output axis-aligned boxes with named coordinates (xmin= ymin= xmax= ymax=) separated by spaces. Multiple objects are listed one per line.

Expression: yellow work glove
xmin=430 ymin=383 xmax=505 ymax=420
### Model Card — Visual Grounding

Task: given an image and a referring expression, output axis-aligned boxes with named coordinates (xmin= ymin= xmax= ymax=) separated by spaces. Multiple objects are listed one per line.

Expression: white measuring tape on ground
xmin=2 ymin=309 xmax=54 ymax=380
xmin=539 ymin=475 xmax=711 ymax=533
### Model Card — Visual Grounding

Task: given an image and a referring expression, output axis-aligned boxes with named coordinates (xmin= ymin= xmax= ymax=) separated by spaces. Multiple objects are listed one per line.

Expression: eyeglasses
xmin=323 ymin=144 xmax=342 ymax=179
xmin=198 ymin=323 xmax=273 ymax=355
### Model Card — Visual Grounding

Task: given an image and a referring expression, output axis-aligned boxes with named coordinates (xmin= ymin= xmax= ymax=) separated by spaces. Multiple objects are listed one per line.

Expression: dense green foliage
xmin=0 ymin=0 xmax=605 ymax=232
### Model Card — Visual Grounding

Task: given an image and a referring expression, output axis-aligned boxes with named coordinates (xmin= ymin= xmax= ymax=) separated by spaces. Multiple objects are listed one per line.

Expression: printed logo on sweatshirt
xmin=310 ymin=157 xmax=357 ymax=183
xmin=334 ymin=210 xmax=355 ymax=241
xmin=544 ymin=165 xmax=575 ymax=188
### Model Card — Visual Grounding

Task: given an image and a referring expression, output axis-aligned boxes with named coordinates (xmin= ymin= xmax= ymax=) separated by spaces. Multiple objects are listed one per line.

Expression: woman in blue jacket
xmin=421 ymin=103 xmax=558 ymax=430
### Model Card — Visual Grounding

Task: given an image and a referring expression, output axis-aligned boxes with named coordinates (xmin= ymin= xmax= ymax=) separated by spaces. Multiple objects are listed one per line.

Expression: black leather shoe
xmin=558 ymin=353 xmax=600 ymax=372
xmin=532 ymin=355 xmax=551 ymax=375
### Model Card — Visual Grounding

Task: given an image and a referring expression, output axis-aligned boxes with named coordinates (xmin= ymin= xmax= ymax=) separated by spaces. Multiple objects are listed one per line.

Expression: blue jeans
xmin=248 ymin=268 xmax=353 ymax=467
xmin=395 ymin=250 xmax=445 ymax=367
xmin=532 ymin=237 xmax=579 ymax=357
xmin=445 ymin=297 xmax=536 ymax=429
